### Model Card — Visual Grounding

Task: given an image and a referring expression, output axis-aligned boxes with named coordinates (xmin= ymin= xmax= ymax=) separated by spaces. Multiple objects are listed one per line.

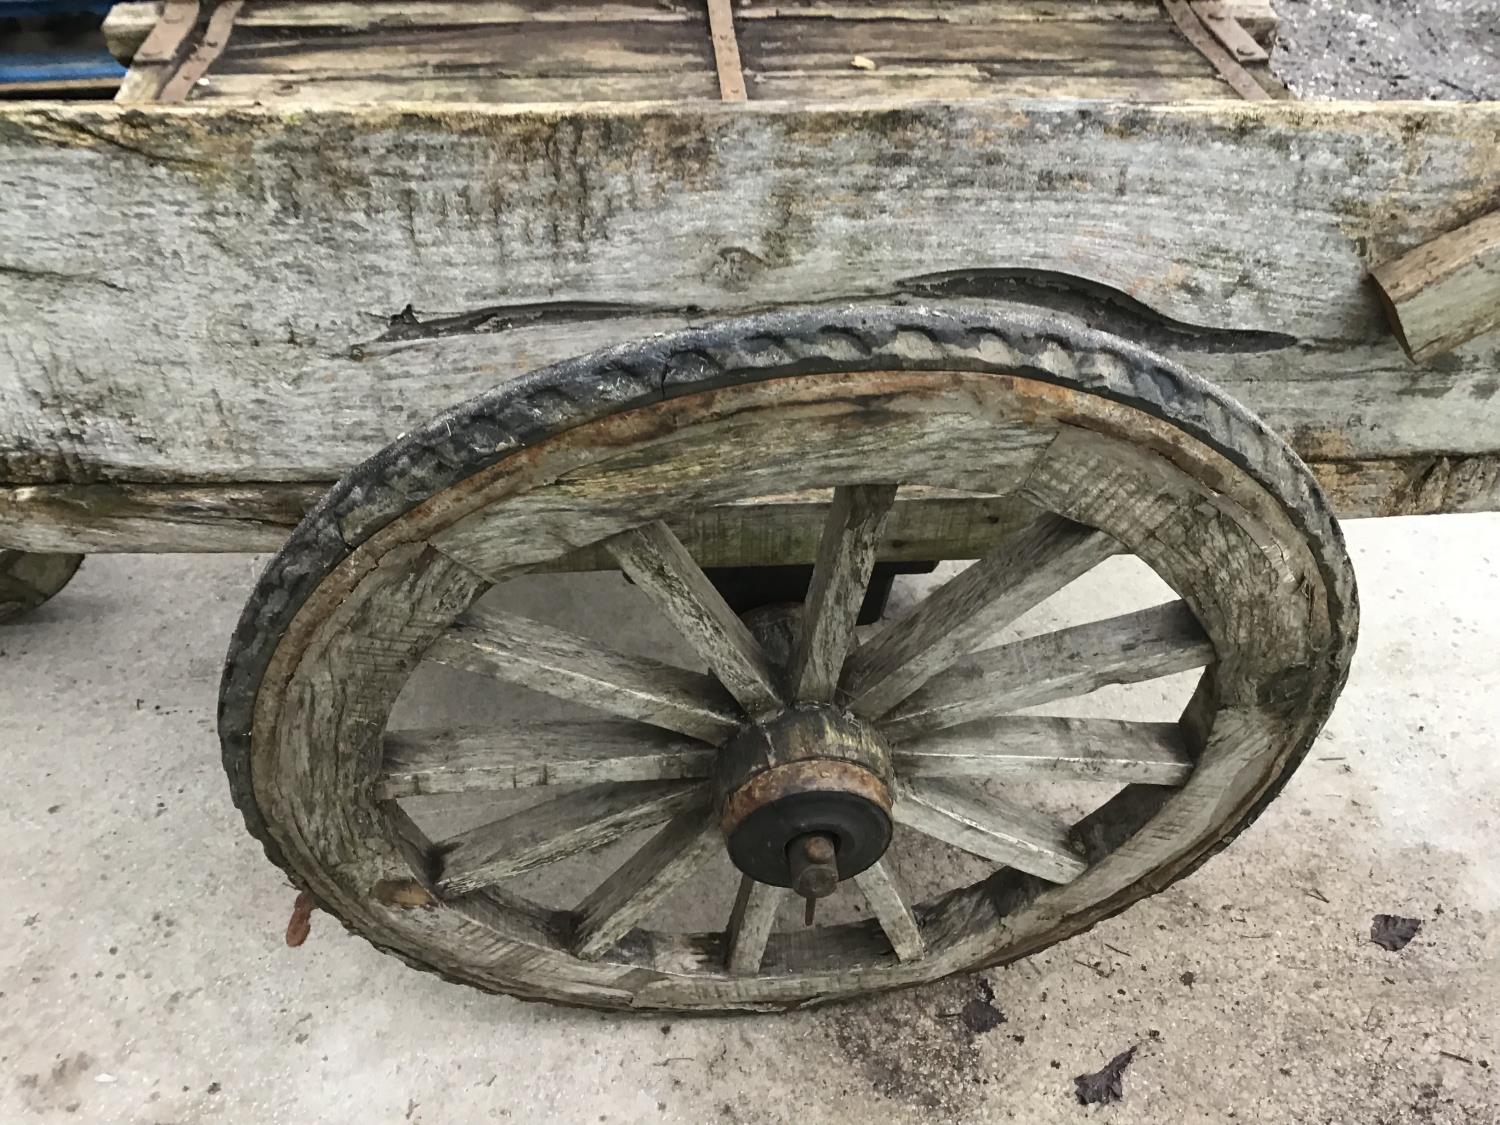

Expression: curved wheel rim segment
xmin=219 ymin=306 xmax=1357 ymax=1012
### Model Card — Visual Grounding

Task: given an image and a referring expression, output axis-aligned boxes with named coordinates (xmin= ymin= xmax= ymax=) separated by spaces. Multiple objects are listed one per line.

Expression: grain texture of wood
xmin=2 ymin=102 xmax=1498 ymax=491
xmin=113 ymin=0 xmax=199 ymax=102
xmin=572 ymin=803 xmax=721 ymax=959
xmin=842 ymin=516 xmax=1118 ymax=718
xmin=377 ymin=722 xmax=714 ymax=798
xmin=1370 ymin=210 xmax=1500 ymax=363
xmin=851 ymin=859 xmax=925 ymax=962
xmin=725 ymin=876 xmax=787 ymax=975
xmin=606 ymin=522 xmax=783 ymax=719
xmin=0 ymin=482 xmax=324 ymax=553
xmin=790 ymin=484 xmax=898 ymax=702
xmin=436 ymin=780 xmax=709 ymax=894
xmin=893 ymin=779 xmax=1088 ymax=883
xmin=426 ymin=609 xmax=741 ymax=743
xmin=159 ymin=1 xmax=244 ymax=103
xmin=705 ymin=0 xmax=747 ymax=102
xmin=893 ymin=717 xmax=1195 ymax=784
xmin=881 ymin=601 xmax=1213 ymax=741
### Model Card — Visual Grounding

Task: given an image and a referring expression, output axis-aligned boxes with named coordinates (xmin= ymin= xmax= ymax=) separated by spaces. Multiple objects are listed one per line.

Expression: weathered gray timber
xmin=850 ymin=859 xmax=925 ymax=962
xmin=0 ymin=101 xmax=1497 ymax=522
xmin=892 ymin=778 xmax=1088 ymax=883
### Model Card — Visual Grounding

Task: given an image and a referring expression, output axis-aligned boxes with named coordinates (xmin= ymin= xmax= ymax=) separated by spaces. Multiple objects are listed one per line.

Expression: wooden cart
xmin=2 ymin=1 xmax=1496 ymax=1012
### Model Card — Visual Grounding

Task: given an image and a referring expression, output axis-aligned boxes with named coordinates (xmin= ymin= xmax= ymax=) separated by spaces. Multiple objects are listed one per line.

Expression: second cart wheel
xmin=0 ymin=550 xmax=84 ymax=624
xmin=220 ymin=306 xmax=1356 ymax=1012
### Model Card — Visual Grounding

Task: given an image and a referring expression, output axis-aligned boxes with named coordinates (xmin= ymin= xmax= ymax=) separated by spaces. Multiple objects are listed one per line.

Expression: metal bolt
xmin=787 ymin=832 xmax=839 ymax=901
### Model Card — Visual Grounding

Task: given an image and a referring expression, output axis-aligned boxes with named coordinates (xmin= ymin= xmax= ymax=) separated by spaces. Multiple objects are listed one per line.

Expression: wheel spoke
xmin=852 ymin=859 xmax=925 ymax=962
xmin=435 ymin=780 xmax=709 ymax=895
xmin=606 ymin=521 xmax=783 ymax=719
xmin=377 ymin=721 xmax=715 ymax=798
xmin=426 ymin=607 xmax=740 ymax=743
xmin=893 ymin=717 xmax=1194 ymax=784
xmin=573 ymin=803 xmax=722 ymax=960
xmin=881 ymin=601 xmax=1212 ymax=740
xmin=789 ymin=484 xmax=899 ymax=702
xmin=841 ymin=514 xmax=1119 ymax=718
xmin=725 ymin=876 xmax=788 ymax=975
xmin=893 ymin=778 xmax=1088 ymax=883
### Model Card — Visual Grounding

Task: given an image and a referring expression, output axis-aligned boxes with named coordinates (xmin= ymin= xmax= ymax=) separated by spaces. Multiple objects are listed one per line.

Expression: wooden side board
xmin=0 ymin=100 xmax=1497 ymax=512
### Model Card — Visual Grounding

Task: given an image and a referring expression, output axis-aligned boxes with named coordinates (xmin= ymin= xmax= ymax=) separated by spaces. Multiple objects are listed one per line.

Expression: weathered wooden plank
xmin=114 ymin=0 xmax=199 ymax=103
xmin=426 ymin=609 xmax=741 ymax=743
xmin=606 ymin=522 xmax=782 ymax=718
xmin=881 ymin=601 xmax=1212 ymax=741
xmin=893 ymin=717 xmax=1195 ymax=784
xmin=0 ymin=482 xmax=323 ymax=553
xmin=572 ymin=803 xmax=721 ymax=959
xmin=1371 ymin=210 xmax=1500 ymax=363
xmin=2 ymin=102 xmax=1498 ymax=487
xmin=7 ymin=457 xmax=1497 ymax=554
xmin=748 ymin=71 xmax=1230 ymax=102
xmin=842 ymin=516 xmax=1119 ymax=718
xmin=725 ymin=876 xmax=787 ymax=975
xmin=705 ymin=0 xmax=747 ymax=102
xmin=377 ymin=721 xmax=714 ymax=798
xmin=893 ymin=779 xmax=1088 ymax=883
xmin=790 ymin=484 xmax=898 ymax=702
xmin=851 ymin=859 xmax=924 ymax=962
xmin=435 ymin=780 xmax=708 ymax=894
xmin=431 ymin=386 xmax=1054 ymax=578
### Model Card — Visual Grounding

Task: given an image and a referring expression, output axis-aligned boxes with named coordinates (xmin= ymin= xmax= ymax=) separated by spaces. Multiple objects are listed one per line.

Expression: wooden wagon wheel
xmin=219 ymin=306 xmax=1357 ymax=1012
xmin=0 ymin=550 xmax=83 ymax=624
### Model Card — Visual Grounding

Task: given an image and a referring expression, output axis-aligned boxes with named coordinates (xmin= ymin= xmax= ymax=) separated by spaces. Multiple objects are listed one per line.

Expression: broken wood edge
xmin=705 ymin=0 xmax=748 ymax=103
xmin=158 ymin=0 xmax=244 ymax=103
xmin=1162 ymin=0 xmax=1270 ymax=102
xmin=1369 ymin=210 xmax=1500 ymax=363
xmin=114 ymin=0 xmax=200 ymax=103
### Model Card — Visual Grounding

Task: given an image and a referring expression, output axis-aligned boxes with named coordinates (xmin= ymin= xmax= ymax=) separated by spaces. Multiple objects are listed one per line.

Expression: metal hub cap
xmin=715 ymin=706 xmax=895 ymax=891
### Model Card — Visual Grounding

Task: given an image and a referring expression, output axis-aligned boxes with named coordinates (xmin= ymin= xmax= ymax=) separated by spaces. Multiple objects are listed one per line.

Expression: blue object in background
xmin=0 ymin=1 xmax=127 ymax=90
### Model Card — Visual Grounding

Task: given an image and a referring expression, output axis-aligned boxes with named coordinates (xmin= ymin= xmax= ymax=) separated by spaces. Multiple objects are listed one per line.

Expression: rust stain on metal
xmin=720 ymin=758 xmax=893 ymax=837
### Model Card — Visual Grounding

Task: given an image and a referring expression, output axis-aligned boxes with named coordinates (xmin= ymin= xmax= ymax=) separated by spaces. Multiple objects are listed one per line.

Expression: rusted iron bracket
xmin=706 ymin=0 xmax=748 ymax=102
xmin=1192 ymin=1 xmax=1269 ymax=62
xmin=1163 ymin=0 xmax=1270 ymax=101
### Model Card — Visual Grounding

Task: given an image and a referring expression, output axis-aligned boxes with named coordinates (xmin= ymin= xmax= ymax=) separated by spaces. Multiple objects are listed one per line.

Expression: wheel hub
xmin=715 ymin=706 xmax=894 ymax=890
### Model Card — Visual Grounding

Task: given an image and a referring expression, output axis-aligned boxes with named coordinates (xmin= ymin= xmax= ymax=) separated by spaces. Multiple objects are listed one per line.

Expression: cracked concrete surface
xmin=2 ymin=514 xmax=1497 ymax=1124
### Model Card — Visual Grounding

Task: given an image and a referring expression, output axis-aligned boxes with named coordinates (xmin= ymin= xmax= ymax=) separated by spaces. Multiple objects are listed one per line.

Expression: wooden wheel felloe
xmin=0 ymin=550 xmax=83 ymax=624
xmin=219 ymin=306 xmax=1357 ymax=1013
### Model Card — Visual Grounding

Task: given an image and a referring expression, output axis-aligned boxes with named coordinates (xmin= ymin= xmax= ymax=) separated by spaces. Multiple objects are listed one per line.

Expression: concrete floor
xmin=2 ymin=514 xmax=1498 ymax=1124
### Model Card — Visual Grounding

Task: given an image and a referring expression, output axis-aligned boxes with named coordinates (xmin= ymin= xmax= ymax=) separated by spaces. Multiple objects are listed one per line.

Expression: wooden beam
xmin=2 ymin=102 xmax=1498 ymax=487
xmin=705 ymin=0 xmax=747 ymax=102
xmin=426 ymin=609 xmax=741 ymax=743
xmin=113 ymin=0 xmax=199 ymax=103
xmin=892 ymin=717 xmax=1196 ymax=785
xmin=1371 ymin=210 xmax=1500 ymax=363
xmin=158 ymin=0 xmax=243 ymax=103
xmin=435 ymin=781 xmax=709 ymax=894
